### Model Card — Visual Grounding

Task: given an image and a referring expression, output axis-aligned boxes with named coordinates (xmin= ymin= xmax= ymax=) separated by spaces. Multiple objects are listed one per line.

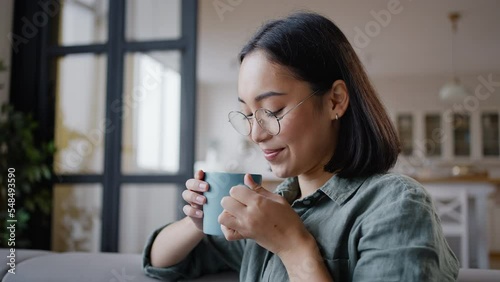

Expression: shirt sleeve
xmin=352 ymin=179 xmax=460 ymax=282
xmin=142 ymin=223 xmax=247 ymax=281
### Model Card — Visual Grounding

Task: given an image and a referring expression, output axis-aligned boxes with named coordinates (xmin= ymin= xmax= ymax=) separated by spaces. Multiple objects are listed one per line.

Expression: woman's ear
xmin=327 ymin=80 xmax=349 ymax=120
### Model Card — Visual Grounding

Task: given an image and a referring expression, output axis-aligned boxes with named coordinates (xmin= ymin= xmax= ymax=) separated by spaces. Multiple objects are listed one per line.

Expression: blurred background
xmin=0 ymin=0 xmax=499 ymax=270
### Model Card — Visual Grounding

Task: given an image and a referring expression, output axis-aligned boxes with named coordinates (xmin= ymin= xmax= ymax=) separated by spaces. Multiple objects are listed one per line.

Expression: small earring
xmin=335 ymin=114 xmax=339 ymax=120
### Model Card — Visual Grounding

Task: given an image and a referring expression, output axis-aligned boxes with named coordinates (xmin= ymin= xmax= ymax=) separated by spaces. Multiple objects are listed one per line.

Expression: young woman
xmin=143 ymin=12 xmax=459 ymax=281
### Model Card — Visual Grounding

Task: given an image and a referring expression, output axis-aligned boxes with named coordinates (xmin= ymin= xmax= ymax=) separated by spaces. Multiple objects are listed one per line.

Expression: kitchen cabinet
xmin=395 ymin=110 xmax=500 ymax=163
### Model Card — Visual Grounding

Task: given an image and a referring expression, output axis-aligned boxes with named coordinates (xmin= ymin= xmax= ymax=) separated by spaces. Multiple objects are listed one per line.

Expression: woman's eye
xmin=266 ymin=111 xmax=276 ymax=118
xmin=271 ymin=108 xmax=284 ymax=116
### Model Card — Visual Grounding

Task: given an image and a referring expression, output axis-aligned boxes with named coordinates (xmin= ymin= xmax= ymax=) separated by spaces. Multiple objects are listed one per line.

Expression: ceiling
xmin=197 ymin=0 xmax=500 ymax=85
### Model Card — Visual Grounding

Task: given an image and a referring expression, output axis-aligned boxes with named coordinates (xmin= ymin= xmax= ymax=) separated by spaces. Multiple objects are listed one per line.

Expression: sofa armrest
xmin=3 ymin=252 xmax=157 ymax=282
xmin=0 ymin=249 xmax=53 ymax=277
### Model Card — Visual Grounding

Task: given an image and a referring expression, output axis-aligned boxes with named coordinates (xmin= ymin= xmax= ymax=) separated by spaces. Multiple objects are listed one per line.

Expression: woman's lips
xmin=263 ymin=148 xmax=284 ymax=161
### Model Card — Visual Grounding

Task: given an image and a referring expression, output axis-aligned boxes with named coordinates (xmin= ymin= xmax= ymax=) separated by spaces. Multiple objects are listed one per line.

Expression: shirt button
xmin=303 ymin=200 xmax=311 ymax=205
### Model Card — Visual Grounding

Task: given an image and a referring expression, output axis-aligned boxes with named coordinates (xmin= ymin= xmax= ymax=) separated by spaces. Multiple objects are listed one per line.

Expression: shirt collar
xmin=275 ymin=177 xmax=300 ymax=204
xmin=275 ymin=174 xmax=368 ymax=206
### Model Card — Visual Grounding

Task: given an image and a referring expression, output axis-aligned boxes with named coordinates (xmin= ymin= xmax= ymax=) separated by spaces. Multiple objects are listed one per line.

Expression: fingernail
xmin=199 ymin=183 xmax=208 ymax=191
xmin=195 ymin=210 xmax=202 ymax=216
xmin=196 ymin=195 xmax=204 ymax=204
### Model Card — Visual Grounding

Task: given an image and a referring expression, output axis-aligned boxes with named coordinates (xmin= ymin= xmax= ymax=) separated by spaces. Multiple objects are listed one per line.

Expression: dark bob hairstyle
xmin=239 ymin=12 xmax=401 ymax=178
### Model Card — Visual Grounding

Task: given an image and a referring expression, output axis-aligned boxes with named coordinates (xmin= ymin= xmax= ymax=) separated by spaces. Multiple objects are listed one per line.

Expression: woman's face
xmin=238 ymin=51 xmax=338 ymax=179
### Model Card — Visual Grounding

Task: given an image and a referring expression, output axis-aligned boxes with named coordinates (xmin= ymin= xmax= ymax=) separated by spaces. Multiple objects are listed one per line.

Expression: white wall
xmin=0 ymin=0 xmax=14 ymax=106
xmin=374 ymin=73 xmax=500 ymax=114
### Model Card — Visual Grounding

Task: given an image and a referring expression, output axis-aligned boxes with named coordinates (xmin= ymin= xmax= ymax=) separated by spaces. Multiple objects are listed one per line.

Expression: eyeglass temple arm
xmin=276 ymin=92 xmax=318 ymax=121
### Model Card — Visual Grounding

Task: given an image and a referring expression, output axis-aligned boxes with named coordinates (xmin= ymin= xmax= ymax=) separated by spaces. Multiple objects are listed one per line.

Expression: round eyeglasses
xmin=228 ymin=92 xmax=317 ymax=136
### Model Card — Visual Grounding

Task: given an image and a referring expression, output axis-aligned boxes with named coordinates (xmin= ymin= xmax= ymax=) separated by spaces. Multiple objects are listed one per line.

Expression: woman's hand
xmin=182 ymin=170 xmax=209 ymax=231
xmin=218 ymin=174 xmax=311 ymax=255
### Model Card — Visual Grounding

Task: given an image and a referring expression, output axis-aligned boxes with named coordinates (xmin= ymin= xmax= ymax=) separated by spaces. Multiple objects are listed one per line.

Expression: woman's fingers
xmin=221 ymin=224 xmax=243 ymax=241
xmin=185 ymin=179 xmax=209 ymax=193
xmin=219 ymin=212 xmax=245 ymax=241
xmin=195 ymin=169 xmax=205 ymax=180
xmin=181 ymin=189 xmax=206 ymax=205
xmin=221 ymin=195 xmax=245 ymax=217
xmin=185 ymin=170 xmax=208 ymax=194
xmin=182 ymin=171 xmax=206 ymax=230
xmin=183 ymin=205 xmax=203 ymax=218
xmin=244 ymin=174 xmax=261 ymax=190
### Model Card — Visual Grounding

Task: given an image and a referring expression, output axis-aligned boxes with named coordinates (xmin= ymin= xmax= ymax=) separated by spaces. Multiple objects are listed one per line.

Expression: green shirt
xmin=143 ymin=173 xmax=459 ymax=281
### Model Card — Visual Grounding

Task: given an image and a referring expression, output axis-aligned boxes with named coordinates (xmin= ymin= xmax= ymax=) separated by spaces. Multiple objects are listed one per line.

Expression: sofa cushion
xmin=0 ymin=249 xmax=52 ymax=277
xmin=181 ymin=271 xmax=238 ymax=281
xmin=457 ymin=268 xmax=500 ymax=282
xmin=1 ymin=252 xmax=238 ymax=282
xmin=2 ymin=252 xmax=159 ymax=282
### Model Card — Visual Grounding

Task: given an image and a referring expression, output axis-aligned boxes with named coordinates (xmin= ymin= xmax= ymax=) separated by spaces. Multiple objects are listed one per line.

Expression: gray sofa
xmin=0 ymin=249 xmax=236 ymax=282
xmin=1 ymin=249 xmax=499 ymax=281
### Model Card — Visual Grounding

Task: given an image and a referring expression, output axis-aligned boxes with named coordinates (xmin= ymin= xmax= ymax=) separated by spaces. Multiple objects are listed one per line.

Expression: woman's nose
xmin=250 ymin=118 xmax=271 ymax=143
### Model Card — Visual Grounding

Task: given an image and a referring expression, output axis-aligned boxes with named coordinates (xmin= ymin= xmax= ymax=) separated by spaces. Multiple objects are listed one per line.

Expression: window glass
xmin=122 ymin=51 xmax=181 ymax=174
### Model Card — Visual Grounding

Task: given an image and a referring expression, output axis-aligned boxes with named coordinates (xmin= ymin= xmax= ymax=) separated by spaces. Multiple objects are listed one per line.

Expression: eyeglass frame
xmin=227 ymin=90 xmax=319 ymax=136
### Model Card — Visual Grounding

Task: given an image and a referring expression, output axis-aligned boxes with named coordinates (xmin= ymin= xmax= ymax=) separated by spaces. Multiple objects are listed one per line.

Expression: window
xmin=122 ymin=52 xmax=182 ymax=174
xmin=45 ymin=0 xmax=197 ymax=252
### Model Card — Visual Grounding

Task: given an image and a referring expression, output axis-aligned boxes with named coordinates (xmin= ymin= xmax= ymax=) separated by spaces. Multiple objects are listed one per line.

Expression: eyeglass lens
xmin=228 ymin=110 xmax=281 ymax=136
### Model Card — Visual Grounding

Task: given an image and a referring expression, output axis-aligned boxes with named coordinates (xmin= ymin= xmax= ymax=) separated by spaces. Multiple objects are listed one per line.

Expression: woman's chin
xmin=270 ymin=165 xmax=293 ymax=179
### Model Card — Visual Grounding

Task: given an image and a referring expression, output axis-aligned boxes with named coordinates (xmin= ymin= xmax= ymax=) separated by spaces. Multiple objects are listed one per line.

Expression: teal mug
xmin=203 ymin=172 xmax=262 ymax=236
